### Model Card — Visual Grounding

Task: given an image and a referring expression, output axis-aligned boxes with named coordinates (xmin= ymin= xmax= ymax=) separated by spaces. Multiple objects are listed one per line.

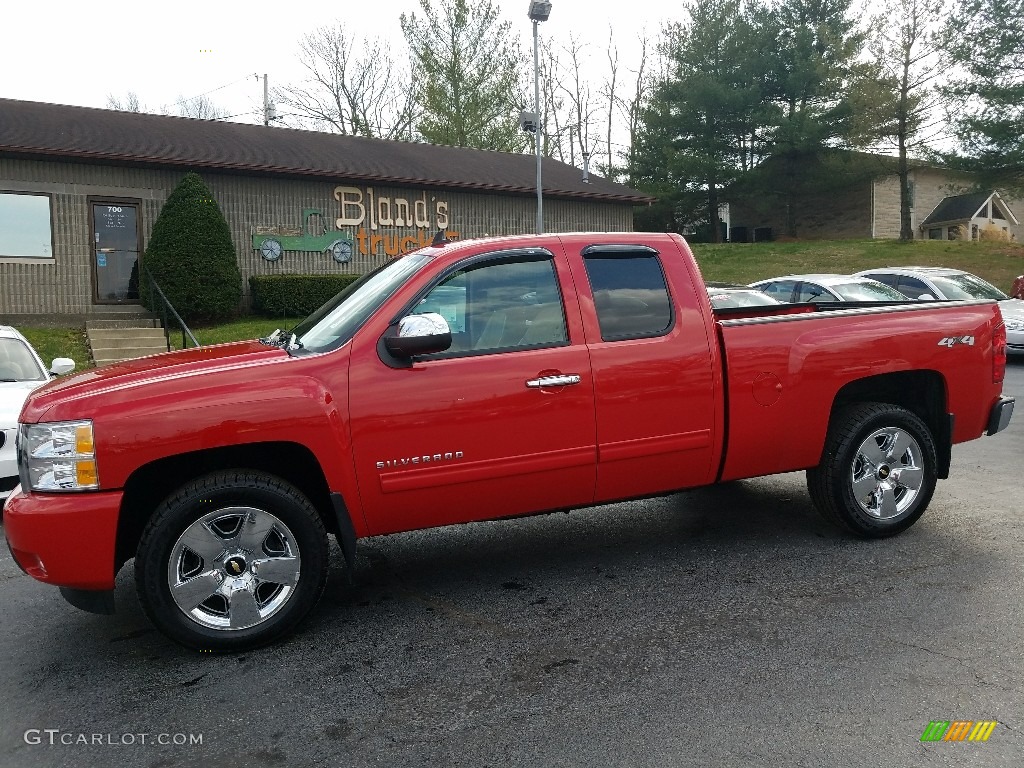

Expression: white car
xmin=854 ymin=267 xmax=1024 ymax=355
xmin=749 ymin=274 xmax=909 ymax=303
xmin=1 ymin=326 xmax=75 ymax=507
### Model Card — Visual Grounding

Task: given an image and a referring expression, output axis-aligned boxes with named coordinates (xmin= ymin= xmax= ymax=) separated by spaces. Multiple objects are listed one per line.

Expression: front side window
xmin=798 ymin=283 xmax=836 ymax=302
xmin=415 ymin=257 xmax=567 ymax=355
xmin=759 ymin=280 xmax=797 ymax=303
xmin=896 ymin=276 xmax=935 ymax=299
xmin=0 ymin=192 xmax=53 ymax=259
xmin=584 ymin=253 xmax=673 ymax=340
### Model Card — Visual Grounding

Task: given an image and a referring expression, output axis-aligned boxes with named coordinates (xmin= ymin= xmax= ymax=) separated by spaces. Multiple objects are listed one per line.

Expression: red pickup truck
xmin=4 ymin=233 xmax=1014 ymax=651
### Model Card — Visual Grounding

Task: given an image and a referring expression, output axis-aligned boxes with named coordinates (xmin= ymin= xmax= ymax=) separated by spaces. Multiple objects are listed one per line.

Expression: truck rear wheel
xmin=135 ymin=471 xmax=329 ymax=651
xmin=807 ymin=403 xmax=937 ymax=538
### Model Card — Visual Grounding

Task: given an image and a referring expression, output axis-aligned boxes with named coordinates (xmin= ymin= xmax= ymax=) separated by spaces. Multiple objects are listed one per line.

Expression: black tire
xmin=807 ymin=402 xmax=938 ymax=538
xmin=135 ymin=471 xmax=328 ymax=652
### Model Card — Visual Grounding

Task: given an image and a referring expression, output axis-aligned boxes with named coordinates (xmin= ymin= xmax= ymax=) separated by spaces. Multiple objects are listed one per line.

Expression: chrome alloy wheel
xmin=167 ymin=507 xmax=301 ymax=631
xmin=849 ymin=427 xmax=925 ymax=520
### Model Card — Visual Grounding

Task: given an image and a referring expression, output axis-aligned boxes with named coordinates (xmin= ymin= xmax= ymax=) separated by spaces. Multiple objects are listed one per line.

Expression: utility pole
xmin=528 ymin=2 xmax=552 ymax=235
xmin=263 ymin=74 xmax=270 ymax=126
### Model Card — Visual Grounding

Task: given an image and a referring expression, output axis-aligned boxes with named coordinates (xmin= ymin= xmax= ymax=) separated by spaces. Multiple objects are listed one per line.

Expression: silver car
xmin=854 ymin=267 xmax=1024 ymax=355
xmin=749 ymin=274 xmax=909 ymax=304
xmin=0 ymin=327 xmax=75 ymax=507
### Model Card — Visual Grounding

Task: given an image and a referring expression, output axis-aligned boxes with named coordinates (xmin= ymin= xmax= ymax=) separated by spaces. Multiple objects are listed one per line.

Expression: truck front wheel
xmin=807 ymin=403 xmax=938 ymax=538
xmin=135 ymin=471 xmax=329 ymax=651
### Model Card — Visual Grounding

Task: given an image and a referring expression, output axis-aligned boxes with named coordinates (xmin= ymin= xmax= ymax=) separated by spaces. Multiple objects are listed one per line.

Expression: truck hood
xmin=21 ymin=341 xmax=287 ymax=422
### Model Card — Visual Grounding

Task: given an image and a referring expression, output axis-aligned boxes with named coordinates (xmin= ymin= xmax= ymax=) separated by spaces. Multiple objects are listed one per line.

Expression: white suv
xmin=854 ymin=267 xmax=1024 ymax=354
xmin=0 ymin=327 xmax=75 ymax=507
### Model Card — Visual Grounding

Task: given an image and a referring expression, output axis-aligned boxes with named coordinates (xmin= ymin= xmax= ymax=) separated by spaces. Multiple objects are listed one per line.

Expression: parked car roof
xmin=750 ymin=274 xmax=909 ymax=303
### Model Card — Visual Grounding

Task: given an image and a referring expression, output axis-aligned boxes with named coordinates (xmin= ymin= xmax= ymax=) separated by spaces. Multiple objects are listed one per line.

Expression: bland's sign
xmin=334 ymin=186 xmax=459 ymax=256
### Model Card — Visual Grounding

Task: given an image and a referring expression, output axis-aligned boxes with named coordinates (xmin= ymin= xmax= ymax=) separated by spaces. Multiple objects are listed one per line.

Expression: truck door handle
xmin=526 ymin=374 xmax=581 ymax=388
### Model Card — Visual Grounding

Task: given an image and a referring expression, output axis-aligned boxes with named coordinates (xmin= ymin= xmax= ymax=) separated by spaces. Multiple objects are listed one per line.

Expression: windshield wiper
xmin=258 ymin=329 xmax=303 ymax=352
xmin=259 ymin=329 xmax=288 ymax=348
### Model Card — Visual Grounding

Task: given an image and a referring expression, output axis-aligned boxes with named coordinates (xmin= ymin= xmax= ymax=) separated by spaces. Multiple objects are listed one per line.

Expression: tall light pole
xmin=528 ymin=1 xmax=551 ymax=235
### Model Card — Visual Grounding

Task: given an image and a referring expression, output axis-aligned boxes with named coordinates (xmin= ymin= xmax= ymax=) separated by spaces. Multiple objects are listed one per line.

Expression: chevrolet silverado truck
xmin=4 ymin=233 xmax=1015 ymax=651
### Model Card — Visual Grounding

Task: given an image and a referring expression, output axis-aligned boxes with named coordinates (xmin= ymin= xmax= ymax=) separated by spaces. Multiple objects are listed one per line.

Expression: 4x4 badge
xmin=938 ymin=335 xmax=975 ymax=347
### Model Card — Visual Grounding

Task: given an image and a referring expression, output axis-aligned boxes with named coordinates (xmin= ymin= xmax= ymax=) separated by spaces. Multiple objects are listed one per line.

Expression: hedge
xmin=249 ymin=273 xmax=363 ymax=317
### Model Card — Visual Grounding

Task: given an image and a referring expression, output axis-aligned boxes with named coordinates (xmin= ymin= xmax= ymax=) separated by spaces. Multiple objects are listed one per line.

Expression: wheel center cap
xmin=224 ymin=555 xmax=248 ymax=576
xmin=877 ymin=464 xmax=892 ymax=480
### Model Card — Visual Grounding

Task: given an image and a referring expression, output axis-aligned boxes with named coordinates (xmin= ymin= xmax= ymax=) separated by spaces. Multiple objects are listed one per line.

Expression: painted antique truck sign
xmin=252 ymin=208 xmax=354 ymax=263
xmin=4 ymin=233 xmax=1015 ymax=651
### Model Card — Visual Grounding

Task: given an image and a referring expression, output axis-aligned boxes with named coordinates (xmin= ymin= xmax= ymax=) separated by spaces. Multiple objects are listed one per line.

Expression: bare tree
xmin=621 ymin=33 xmax=653 ymax=187
xmin=274 ymin=24 xmax=417 ymax=139
xmin=106 ymin=91 xmax=145 ymax=112
xmin=175 ymin=94 xmax=229 ymax=120
xmin=601 ymin=28 xmax=619 ymax=179
xmin=558 ymin=36 xmax=601 ymax=174
xmin=851 ymin=0 xmax=950 ymax=239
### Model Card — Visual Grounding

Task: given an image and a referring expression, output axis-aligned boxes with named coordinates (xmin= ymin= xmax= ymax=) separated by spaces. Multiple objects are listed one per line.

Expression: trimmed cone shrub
xmin=142 ymin=172 xmax=242 ymax=320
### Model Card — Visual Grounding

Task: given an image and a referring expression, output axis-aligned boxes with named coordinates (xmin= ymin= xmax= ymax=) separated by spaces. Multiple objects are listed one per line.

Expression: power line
xmin=179 ymin=73 xmax=260 ymax=106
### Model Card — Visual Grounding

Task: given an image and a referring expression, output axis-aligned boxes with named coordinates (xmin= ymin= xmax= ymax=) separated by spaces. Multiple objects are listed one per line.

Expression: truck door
xmin=571 ymin=244 xmax=718 ymax=502
xmin=348 ymin=247 xmax=597 ymax=536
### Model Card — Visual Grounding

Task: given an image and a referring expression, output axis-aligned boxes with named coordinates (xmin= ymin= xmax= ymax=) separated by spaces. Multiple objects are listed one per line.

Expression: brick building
xmin=728 ymin=153 xmax=1022 ymax=243
xmin=0 ymin=99 xmax=651 ymax=323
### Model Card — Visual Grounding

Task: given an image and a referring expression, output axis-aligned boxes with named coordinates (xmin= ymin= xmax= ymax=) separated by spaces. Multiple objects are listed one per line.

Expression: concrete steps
xmin=87 ymin=323 xmax=169 ymax=367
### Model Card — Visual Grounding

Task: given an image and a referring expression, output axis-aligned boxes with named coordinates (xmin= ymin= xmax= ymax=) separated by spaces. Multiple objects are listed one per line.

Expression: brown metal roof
xmin=0 ymin=98 xmax=653 ymax=204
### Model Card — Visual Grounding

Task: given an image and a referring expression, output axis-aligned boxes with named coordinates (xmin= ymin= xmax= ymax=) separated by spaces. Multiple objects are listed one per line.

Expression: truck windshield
xmin=291 ymin=251 xmax=434 ymax=353
xmin=930 ymin=274 xmax=1008 ymax=301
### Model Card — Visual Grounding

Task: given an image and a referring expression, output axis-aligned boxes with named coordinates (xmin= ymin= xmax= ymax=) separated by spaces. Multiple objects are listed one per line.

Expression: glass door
xmin=92 ymin=202 xmax=140 ymax=303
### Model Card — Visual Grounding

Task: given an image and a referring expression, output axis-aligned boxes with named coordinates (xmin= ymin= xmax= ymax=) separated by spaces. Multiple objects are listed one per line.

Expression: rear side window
xmin=583 ymin=253 xmax=673 ymax=341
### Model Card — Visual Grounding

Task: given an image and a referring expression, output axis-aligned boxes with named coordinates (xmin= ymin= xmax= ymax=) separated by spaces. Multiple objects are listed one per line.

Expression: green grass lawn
xmin=169 ymin=316 xmax=305 ymax=351
xmin=19 ymin=327 xmax=92 ymax=373
xmin=12 ymin=238 xmax=1024 ymax=369
xmin=690 ymin=238 xmax=1024 ymax=289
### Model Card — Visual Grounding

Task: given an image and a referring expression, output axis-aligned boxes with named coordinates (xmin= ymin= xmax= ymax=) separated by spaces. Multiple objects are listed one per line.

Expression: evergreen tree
xmin=632 ymin=0 xmax=767 ymax=241
xmin=143 ymin=173 xmax=242 ymax=321
xmin=754 ymin=0 xmax=864 ymax=235
xmin=943 ymin=0 xmax=1024 ymax=194
xmin=400 ymin=0 xmax=529 ymax=151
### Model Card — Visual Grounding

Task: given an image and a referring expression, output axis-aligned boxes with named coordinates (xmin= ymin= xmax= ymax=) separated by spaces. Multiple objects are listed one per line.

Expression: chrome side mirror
xmin=384 ymin=312 xmax=452 ymax=358
xmin=49 ymin=358 xmax=76 ymax=376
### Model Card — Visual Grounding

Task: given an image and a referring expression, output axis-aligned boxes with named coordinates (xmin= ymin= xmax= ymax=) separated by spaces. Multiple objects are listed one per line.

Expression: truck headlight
xmin=18 ymin=421 xmax=99 ymax=492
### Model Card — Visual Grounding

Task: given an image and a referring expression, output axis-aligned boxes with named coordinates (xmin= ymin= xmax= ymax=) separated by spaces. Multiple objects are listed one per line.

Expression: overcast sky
xmin=3 ymin=0 xmax=664 ymax=127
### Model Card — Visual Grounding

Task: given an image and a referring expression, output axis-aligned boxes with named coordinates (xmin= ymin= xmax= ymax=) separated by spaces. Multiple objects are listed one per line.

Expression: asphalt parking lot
xmin=2 ymin=360 xmax=1022 ymax=768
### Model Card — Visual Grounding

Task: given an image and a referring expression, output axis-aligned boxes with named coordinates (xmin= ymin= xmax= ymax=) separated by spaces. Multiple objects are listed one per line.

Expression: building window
xmin=928 ymin=228 xmax=943 ymax=240
xmin=0 ymin=192 xmax=53 ymax=258
xmin=991 ymin=203 xmax=1005 ymax=220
